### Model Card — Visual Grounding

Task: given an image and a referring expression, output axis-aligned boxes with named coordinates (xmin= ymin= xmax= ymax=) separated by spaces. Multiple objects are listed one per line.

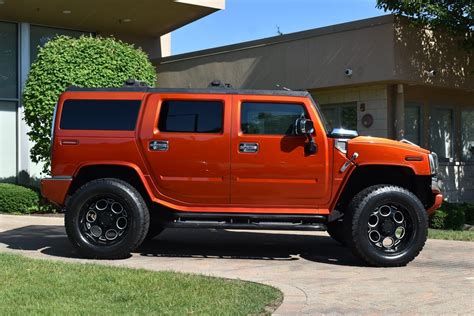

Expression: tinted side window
xmin=158 ymin=100 xmax=223 ymax=133
xmin=241 ymin=102 xmax=305 ymax=135
xmin=60 ymin=99 xmax=141 ymax=131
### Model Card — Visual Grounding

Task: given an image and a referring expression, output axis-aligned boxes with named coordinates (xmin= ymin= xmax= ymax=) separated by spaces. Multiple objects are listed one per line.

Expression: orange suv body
xmin=41 ymin=86 xmax=442 ymax=266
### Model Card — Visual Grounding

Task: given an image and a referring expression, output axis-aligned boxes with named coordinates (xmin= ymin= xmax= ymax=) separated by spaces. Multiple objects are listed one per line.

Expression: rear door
xmin=230 ymin=95 xmax=331 ymax=207
xmin=139 ymin=93 xmax=231 ymax=206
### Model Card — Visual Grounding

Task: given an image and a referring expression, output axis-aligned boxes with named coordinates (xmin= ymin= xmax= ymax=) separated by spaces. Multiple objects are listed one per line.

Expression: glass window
xmin=158 ymin=100 xmax=223 ymax=133
xmin=321 ymin=103 xmax=357 ymax=131
xmin=429 ymin=108 xmax=453 ymax=160
xmin=405 ymin=105 xmax=422 ymax=145
xmin=30 ymin=25 xmax=89 ymax=65
xmin=461 ymin=108 xmax=474 ymax=161
xmin=321 ymin=107 xmax=337 ymax=131
xmin=60 ymin=100 xmax=141 ymax=131
xmin=0 ymin=22 xmax=18 ymax=98
xmin=241 ymin=102 xmax=304 ymax=135
xmin=0 ymin=101 xmax=17 ymax=180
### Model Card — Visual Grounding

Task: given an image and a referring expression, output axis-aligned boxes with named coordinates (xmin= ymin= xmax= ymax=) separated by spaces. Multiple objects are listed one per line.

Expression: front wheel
xmin=65 ymin=178 xmax=150 ymax=259
xmin=347 ymin=185 xmax=428 ymax=267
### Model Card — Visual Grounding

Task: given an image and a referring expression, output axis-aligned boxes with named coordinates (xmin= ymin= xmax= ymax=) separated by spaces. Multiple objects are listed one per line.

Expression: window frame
xmin=239 ymin=101 xmax=307 ymax=136
xmin=157 ymin=99 xmax=225 ymax=134
xmin=320 ymin=102 xmax=358 ymax=131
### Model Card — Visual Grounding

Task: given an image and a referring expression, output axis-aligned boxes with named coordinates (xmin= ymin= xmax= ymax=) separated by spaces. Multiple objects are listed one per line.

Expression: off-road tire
xmin=346 ymin=185 xmax=428 ymax=267
xmin=327 ymin=218 xmax=347 ymax=246
xmin=65 ymin=178 xmax=150 ymax=259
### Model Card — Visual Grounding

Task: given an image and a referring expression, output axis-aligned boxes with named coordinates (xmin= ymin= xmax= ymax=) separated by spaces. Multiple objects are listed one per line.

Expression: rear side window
xmin=60 ymin=99 xmax=141 ymax=131
xmin=158 ymin=100 xmax=223 ymax=133
xmin=241 ymin=102 xmax=305 ymax=135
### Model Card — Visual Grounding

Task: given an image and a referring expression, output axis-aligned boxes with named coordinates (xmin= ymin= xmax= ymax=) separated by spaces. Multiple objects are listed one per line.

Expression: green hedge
xmin=0 ymin=184 xmax=40 ymax=214
xmin=429 ymin=201 xmax=473 ymax=230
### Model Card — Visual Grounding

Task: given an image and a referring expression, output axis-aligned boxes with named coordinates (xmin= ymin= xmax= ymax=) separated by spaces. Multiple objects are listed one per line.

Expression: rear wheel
xmin=346 ymin=185 xmax=428 ymax=267
xmin=65 ymin=178 xmax=149 ymax=259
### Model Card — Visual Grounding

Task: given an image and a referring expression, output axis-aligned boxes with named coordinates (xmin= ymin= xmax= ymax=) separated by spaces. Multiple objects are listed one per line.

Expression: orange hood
xmin=346 ymin=136 xmax=432 ymax=175
xmin=348 ymin=136 xmax=430 ymax=154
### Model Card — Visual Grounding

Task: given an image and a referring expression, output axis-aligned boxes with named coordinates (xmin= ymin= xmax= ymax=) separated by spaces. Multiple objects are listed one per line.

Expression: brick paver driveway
xmin=0 ymin=214 xmax=473 ymax=315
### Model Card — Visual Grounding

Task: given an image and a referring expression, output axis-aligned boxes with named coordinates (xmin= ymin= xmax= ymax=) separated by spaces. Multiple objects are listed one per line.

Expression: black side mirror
xmin=295 ymin=115 xmax=317 ymax=155
xmin=305 ymin=139 xmax=317 ymax=155
xmin=295 ymin=116 xmax=314 ymax=135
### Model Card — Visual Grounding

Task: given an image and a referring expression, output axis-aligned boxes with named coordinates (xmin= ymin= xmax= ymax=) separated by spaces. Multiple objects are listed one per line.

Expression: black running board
xmin=163 ymin=220 xmax=327 ymax=231
xmin=158 ymin=212 xmax=327 ymax=231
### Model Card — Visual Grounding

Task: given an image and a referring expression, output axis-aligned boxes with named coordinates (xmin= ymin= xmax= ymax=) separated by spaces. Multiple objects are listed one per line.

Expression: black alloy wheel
xmin=65 ymin=178 xmax=149 ymax=259
xmin=346 ymin=185 xmax=428 ymax=267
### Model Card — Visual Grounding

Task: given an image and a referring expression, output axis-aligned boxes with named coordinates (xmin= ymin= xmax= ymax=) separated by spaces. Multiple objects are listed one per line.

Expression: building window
xmin=241 ymin=102 xmax=304 ymax=135
xmin=461 ymin=108 xmax=474 ymax=162
xmin=0 ymin=21 xmax=18 ymax=99
xmin=405 ymin=104 xmax=422 ymax=145
xmin=30 ymin=25 xmax=90 ymax=65
xmin=321 ymin=103 xmax=357 ymax=131
xmin=429 ymin=108 xmax=453 ymax=161
xmin=0 ymin=21 xmax=18 ymax=180
xmin=158 ymin=100 xmax=223 ymax=133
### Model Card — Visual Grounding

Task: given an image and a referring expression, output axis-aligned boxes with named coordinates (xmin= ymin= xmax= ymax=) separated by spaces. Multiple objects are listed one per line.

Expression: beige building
xmin=0 ymin=0 xmax=225 ymax=182
xmin=156 ymin=15 xmax=473 ymax=203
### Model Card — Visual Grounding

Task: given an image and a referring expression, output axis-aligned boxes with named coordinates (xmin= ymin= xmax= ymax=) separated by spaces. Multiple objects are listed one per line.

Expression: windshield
xmin=309 ymin=94 xmax=331 ymax=134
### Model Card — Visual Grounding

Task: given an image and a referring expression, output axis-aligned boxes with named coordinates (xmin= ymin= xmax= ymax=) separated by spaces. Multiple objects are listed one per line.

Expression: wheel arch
xmin=333 ymin=164 xmax=432 ymax=214
xmin=68 ymin=163 xmax=155 ymax=206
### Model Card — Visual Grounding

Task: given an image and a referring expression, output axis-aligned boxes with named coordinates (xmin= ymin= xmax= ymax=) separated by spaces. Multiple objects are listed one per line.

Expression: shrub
xmin=463 ymin=203 xmax=474 ymax=225
xmin=0 ymin=183 xmax=40 ymax=214
xmin=23 ymin=36 xmax=157 ymax=174
xmin=430 ymin=209 xmax=448 ymax=229
xmin=429 ymin=201 xmax=473 ymax=230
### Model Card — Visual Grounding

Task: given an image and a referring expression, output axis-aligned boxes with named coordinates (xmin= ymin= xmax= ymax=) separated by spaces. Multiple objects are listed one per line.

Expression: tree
xmin=23 ymin=36 xmax=157 ymax=174
xmin=376 ymin=0 xmax=473 ymax=50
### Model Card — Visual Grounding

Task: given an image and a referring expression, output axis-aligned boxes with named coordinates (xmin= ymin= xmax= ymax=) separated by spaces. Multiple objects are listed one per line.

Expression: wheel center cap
xmin=381 ymin=219 xmax=395 ymax=235
xmin=100 ymin=212 xmax=114 ymax=226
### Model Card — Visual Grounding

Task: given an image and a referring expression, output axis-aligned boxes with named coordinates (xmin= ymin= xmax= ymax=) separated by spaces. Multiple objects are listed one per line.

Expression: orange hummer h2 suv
xmin=41 ymin=82 xmax=442 ymax=267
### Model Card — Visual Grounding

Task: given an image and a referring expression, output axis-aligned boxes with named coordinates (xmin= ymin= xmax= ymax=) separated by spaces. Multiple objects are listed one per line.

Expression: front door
xmin=230 ymin=95 xmax=330 ymax=207
xmin=140 ymin=93 xmax=231 ymax=206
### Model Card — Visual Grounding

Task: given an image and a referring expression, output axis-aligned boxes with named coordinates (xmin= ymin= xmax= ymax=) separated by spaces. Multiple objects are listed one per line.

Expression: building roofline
xmin=65 ymin=86 xmax=310 ymax=97
xmin=157 ymin=14 xmax=395 ymax=64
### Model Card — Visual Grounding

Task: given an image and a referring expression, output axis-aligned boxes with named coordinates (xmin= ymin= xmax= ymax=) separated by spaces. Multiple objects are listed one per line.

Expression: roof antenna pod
xmin=208 ymin=80 xmax=233 ymax=88
xmin=124 ymin=78 xmax=149 ymax=87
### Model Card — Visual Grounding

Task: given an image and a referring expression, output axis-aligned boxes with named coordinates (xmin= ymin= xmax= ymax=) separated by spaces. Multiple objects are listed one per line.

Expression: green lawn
xmin=0 ymin=253 xmax=282 ymax=315
xmin=428 ymin=229 xmax=474 ymax=242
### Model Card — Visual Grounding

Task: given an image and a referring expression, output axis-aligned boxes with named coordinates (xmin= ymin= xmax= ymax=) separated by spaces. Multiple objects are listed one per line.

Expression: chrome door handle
xmin=149 ymin=140 xmax=169 ymax=151
xmin=239 ymin=142 xmax=259 ymax=153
